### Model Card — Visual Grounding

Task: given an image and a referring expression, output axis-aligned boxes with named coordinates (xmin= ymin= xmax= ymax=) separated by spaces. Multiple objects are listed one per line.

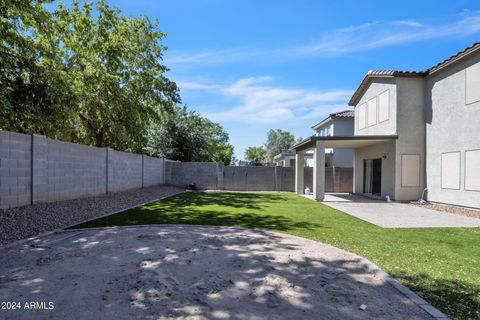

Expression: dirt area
xmin=0 ymin=185 xmax=183 ymax=245
xmin=412 ymin=202 xmax=480 ymax=220
xmin=0 ymin=225 xmax=432 ymax=319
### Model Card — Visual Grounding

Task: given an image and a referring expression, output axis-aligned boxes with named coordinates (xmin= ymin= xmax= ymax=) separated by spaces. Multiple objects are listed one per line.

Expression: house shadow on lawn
xmin=0 ymin=226 xmax=432 ymax=320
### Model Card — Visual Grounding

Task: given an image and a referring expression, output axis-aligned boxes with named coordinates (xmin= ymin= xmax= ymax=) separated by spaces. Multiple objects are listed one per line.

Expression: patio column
xmin=295 ymin=151 xmax=305 ymax=194
xmin=313 ymin=140 xmax=325 ymax=201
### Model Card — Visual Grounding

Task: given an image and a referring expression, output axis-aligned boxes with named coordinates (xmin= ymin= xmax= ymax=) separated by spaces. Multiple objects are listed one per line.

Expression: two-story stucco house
xmin=311 ymin=110 xmax=355 ymax=168
xmin=293 ymin=42 xmax=480 ymax=209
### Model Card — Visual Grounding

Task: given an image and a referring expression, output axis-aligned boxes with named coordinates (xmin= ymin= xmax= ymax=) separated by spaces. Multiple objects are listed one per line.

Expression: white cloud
xmin=165 ymin=11 xmax=480 ymax=67
xmin=175 ymin=80 xmax=220 ymax=91
xmin=184 ymin=76 xmax=352 ymax=125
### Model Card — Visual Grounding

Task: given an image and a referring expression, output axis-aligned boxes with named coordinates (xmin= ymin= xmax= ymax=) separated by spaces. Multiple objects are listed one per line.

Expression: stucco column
xmin=313 ymin=141 xmax=325 ymax=201
xmin=295 ymin=151 xmax=305 ymax=194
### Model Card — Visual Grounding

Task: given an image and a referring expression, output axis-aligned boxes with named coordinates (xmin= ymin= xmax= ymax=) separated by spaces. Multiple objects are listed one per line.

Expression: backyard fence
xmin=1 ymin=129 xmax=353 ymax=210
xmin=0 ymin=130 xmax=165 ymax=209
xmin=165 ymin=162 xmax=353 ymax=193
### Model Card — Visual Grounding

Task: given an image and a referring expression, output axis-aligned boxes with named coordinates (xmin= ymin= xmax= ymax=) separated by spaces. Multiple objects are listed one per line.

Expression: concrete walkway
xmin=317 ymin=194 xmax=480 ymax=228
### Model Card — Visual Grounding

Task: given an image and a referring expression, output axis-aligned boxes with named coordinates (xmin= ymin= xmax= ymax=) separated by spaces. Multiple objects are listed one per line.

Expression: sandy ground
xmin=0 ymin=225 xmax=432 ymax=320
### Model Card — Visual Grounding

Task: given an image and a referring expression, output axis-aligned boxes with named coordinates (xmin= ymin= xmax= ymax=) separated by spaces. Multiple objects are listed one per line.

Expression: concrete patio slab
xmin=319 ymin=194 xmax=480 ymax=228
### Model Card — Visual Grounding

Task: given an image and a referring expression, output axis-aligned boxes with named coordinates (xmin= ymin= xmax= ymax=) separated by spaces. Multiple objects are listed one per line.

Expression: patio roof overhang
xmin=292 ymin=135 xmax=398 ymax=152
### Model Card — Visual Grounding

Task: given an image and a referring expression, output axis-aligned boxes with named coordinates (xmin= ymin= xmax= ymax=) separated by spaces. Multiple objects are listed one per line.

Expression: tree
xmin=264 ymin=129 xmax=296 ymax=163
xmin=230 ymin=156 xmax=239 ymax=166
xmin=244 ymin=146 xmax=266 ymax=166
xmin=145 ymin=106 xmax=234 ymax=164
xmin=1 ymin=0 xmax=180 ymax=152
xmin=0 ymin=0 xmax=77 ymax=139
xmin=51 ymin=0 xmax=179 ymax=152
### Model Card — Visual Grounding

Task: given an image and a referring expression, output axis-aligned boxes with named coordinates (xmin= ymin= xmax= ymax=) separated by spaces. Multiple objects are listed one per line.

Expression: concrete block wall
xmin=165 ymin=163 xmax=352 ymax=193
xmin=107 ymin=149 xmax=143 ymax=193
xmin=45 ymin=139 xmax=107 ymax=202
xmin=0 ymin=130 xmax=166 ymax=209
xmin=166 ymin=162 xmax=223 ymax=190
xmin=143 ymin=156 xmax=165 ymax=187
xmin=337 ymin=168 xmax=354 ymax=193
xmin=301 ymin=167 xmax=352 ymax=193
xmin=0 ymin=131 xmax=32 ymax=208
xmin=275 ymin=167 xmax=295 ymax=192
xmin=224 ymin=167 xmax=277 ymax=191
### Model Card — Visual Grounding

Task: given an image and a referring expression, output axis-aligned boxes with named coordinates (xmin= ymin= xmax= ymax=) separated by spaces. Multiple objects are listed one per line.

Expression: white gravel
xmin=0 ymin=185 xmax=183 ymax=245
xmin=411 ymin=202 xmax=480 ymax=220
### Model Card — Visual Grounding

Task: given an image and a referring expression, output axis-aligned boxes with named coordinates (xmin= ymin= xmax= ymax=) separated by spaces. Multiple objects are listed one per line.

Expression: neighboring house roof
xmin=274 ymin=151 xmax=314 ymax=160
xmin=273 ymin=152 xmax=295 ymax=160
xmin=312 ymin=109 xmax=354 ymax=130
xmin=329 ymin=110 xmax=355 ymax=118
xmin=348 ymin=42 xmax=480 ymax=106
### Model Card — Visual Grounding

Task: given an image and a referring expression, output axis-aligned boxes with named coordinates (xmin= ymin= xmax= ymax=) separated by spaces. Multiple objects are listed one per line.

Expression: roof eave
xmin=311 ymin=117 xmax=332 ymax=130
xmin=427 ymin=43 xmax=480 ymax=75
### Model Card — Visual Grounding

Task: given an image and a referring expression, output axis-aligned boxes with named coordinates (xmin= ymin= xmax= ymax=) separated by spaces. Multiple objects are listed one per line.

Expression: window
xmin=466 ymin=62 xmax=480 ymax=104
xmin=326 ymin=124 xmax=333 ymax=136
xmin=441 ymin=152 xmax=461 ymax=190
xmin=367 ymin=97 xmax=377 ymax=126
xmin=318 ymin=124 xmax=333 ymax=137
xmin=465 ymin=149 xmax=480 ymax=191
xmin=401 ymin=154 xmax=420 ymax=187
xmin=358 ymin=103 xmax=367 ymax=129
xmin=378 ymin=90 xmax=389 ymax=122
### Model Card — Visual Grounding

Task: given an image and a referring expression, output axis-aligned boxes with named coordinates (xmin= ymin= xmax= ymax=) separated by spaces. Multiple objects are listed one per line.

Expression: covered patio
xmin=292 ymin=135 xmax=398 ymax=201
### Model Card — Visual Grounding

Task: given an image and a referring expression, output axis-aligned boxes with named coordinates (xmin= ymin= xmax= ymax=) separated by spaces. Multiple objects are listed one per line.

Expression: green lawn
xmin=73 ymin=191 xmax=480 ymax=319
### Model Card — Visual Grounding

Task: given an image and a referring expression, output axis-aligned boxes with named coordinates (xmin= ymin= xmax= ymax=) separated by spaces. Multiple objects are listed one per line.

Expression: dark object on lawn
xmin=187 ymin=183 xmax=196 ymax=191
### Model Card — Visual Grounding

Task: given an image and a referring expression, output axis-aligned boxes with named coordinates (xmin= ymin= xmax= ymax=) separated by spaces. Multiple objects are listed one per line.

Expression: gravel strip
xmin=0 ymin=185 xmax=184 ymax=246
xmin=411 ymin=202 xmax=480 ymax=220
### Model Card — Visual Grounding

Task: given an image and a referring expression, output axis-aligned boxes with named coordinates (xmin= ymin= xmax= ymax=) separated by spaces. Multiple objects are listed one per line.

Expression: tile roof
xmin=329 ymin=110 xmax=355 ymax=118
xmin=311 ymin=109 xmax=354 ymax=130
xmin=348 ymin=42 xmax=480 ymax=106
xmin=426 ymin=41 xmax=480 ymax=74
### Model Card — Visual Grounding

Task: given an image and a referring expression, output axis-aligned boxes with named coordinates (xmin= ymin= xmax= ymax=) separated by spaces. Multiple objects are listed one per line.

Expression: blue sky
xmin=68 ymin=1 xmax=480 ymax=159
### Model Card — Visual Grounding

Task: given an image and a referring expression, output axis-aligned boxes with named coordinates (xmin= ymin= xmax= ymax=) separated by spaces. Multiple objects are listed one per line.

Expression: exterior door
xmin=364 ymin=159 xmax=382 ymax=195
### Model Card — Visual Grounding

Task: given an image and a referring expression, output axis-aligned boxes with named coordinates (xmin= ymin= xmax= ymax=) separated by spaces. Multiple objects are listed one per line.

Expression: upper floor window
xmin=367 ymin=97 xmax=377 ymax=127
xmin=318 ymin=124 xmax=334 ymax=136
xmin=378 ymin=90 xmax=390 ymax=122
xmin=358 ymin=103 xmax=367 ymax=129
xmin=466 ymin=62 xmax=480 ymax=104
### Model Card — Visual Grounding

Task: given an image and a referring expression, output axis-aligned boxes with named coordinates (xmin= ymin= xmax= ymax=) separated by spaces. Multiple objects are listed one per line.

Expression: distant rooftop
xmin=329 ymin=110 xmax=355 ymax=118
xmin=311 ymin=109 xmax=354 ymax=130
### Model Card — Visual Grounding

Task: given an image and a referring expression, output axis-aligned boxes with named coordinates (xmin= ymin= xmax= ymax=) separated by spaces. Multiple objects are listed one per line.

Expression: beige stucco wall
xmin=354 ymin=78 xmax=397 ymax=136
xmin=425 ymin=53 xmax=480 ymax=208
xmin=394 ymin=78 xmax=426 ymax=201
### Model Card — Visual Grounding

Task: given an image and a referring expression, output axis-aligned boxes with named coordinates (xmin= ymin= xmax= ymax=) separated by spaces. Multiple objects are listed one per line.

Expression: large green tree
xmin=264 ymin=129 xmax=296 ymax=163
xmin=145 ymin=106 xmax=234 ymax=164
xmin=0 ymin=0 xmax=77 ymax=139
xmin=244 ymin=146 xmax=266 ymax=166
xmin=52 ymin=0 xmax=179 ymax=152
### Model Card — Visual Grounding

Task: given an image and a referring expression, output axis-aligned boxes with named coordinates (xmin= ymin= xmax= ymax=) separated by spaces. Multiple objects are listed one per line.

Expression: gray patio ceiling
xmin=293 ymin=135 xmax=398 ymax=152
